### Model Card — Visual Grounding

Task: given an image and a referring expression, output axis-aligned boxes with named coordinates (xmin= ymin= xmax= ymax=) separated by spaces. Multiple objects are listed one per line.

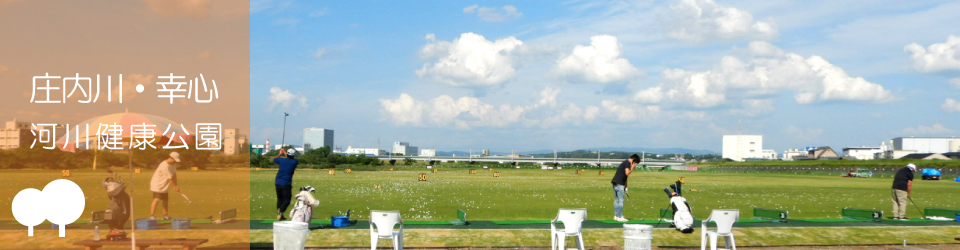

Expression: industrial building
xmin=346 ymin=146 xmax=386 ymax=156
xmin=891 ymin=137 xmax=960 ymax=153
xmin=392 ymin=141 xmax=418 ymax=156
xmin=420 ymin=148 xmax=436 ymax=157
xmin=877 ymin=137 xmax=960 ymax=159
xmin=1 ymin=119 xmax=35 ymax=149
xmin=222 ymin=128 xmax=246 ymax=155
xmin=842 ymin=147 xmax=881 ymax=160
xmin=0 ymin=119 xmax=63 ymax=150
xmin=722 ymin=135 xmax=773 ymax=161
xmin=303 ymin=128 xmax=334 ymax=151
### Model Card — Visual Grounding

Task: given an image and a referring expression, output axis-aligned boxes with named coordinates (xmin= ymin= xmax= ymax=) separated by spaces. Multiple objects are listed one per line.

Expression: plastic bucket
xmin=623 ymin=224 xmax=653 ymax=250
xmin=331 ymin=216 xmax=349 ymax=227
xmin=273 ymin=221 xmax=309 ymax=250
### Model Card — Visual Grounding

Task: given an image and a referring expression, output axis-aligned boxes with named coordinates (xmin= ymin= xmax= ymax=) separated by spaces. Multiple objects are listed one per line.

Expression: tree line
xmin=249 ymin=146 xmax=383 ymax=169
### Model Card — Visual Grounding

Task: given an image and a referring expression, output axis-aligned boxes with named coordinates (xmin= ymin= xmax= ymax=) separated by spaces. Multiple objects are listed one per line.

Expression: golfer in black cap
xmin=611 ymin=154 xmax=640 ymax=222
xmin=891 ymin=163 xmax=916 ymax=220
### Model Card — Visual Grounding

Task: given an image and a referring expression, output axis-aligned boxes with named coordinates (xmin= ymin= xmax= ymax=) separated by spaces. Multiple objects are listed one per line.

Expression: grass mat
xmin=489 ymin=220 xmax=552 ymax=225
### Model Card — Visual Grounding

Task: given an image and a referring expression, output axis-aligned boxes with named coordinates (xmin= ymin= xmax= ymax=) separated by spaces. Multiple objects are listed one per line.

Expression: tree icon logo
xmin=11 ymin=179 xmax=85 ymax=237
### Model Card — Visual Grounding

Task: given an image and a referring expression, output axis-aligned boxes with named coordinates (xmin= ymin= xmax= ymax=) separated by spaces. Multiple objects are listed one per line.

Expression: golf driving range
xmin=248 ymin=166 xmax=960 ymax=247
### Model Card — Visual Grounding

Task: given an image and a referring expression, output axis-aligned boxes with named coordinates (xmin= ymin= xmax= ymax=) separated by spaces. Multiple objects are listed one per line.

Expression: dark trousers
xmin=276 ymin=185 xmax=293 ymax=215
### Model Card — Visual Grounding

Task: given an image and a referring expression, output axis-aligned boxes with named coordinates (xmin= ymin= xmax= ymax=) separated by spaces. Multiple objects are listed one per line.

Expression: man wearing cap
xmin=149 ymin=152 xmax=181 ymax=220
xmin=611 ymin=154 xmax=640 ymax=222
xmin=274 ymin=148 xmax=300 ymax=220
xmin=891 ymin=163 xmax=916 ymax=220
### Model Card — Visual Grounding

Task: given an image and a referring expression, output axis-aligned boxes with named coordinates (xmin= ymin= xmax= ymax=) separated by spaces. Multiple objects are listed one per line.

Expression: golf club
xmin=179 ymin=192 xmax=214 ymax=219
xmin=907 ymin=196 xmax=925 ymax=219
xmin=655 ymin=208 xmax=668 ymax=228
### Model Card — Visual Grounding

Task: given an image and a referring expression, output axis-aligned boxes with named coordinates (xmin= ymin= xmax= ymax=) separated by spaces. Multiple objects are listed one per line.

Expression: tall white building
xmin=223 ymin=128 xmax=246 ymax=155
xmin=303 ymin=128 xmax=333 ymax=151
xmin=420 ymin=148 xmax=436 ymax=157
xmin=392 ymin=142 xmax=418 ymax=156
xmin=722 ymin=135 xmax=765 ymax=161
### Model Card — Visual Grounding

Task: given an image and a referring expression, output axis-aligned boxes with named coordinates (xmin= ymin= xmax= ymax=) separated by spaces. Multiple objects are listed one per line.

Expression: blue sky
xmin=250 ymin=0 xmax=960 ymax=154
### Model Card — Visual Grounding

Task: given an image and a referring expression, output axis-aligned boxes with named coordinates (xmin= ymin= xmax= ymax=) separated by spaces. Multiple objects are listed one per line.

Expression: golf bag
xmin=102 ymin=176 xmax=130 ymax=231
xmin=663 ymin=180 xmax=694 ymax=234
xmin=289 ymin=186 xmax=319 ymax=223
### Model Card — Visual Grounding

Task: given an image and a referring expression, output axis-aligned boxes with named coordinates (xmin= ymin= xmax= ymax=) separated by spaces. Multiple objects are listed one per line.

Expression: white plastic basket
xmin=623 ymin=224 xmax=653 ymax=250
xmin=273 ymin=221 xmax=310 ymax=250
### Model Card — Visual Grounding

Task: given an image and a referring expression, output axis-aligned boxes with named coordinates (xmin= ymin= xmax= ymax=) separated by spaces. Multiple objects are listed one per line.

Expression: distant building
xmin=761 ymin=149 xmax=777 ymax=159
xmin=250 ymin=144 xmax=266 ymax=155
xmin=891 ymin=137 xmax=960 ymax=154
xmin=782 ymin=148 xmax=805 ymax=161
xmin=901 ymin=153 xmax=950 ymax=160
xmin=303 ymin=128 xmax=334 ymax=151
xmin=222 ymin=128 xmax=246 ymax=155
xmin=392 ymin=142 xmax=418 ymax=156
xmin=875 ymin=137 xmax=960 ymax=159
xmin=1 ymin=119 xmax=39 ymax=150
xmin=722 ymin=135 xmax=768 ymax=161
xmin=807 ymin=147 xmax=839 ymax=159
xmin=842 ymin=147 xmax=881 ymax=160
xmin=420 ymin=148 xmax=436 ymax=157
xmin=346 ymin=146 xmax=386 ymax=156
xmin=482 ymin=149 xmax=490 ymax=156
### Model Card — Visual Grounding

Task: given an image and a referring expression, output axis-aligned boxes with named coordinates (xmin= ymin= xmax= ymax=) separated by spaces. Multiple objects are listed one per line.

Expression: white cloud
xmin=379 ymin=93 xmax=424 ymax=126
xmin=904 ymin=35 xmax=960 ymax=72
xmin=380 ymin=93 xmax=525 ymax=129
xmin=416 ymin=32 xmax=523 ymax=87
xmin=600 ymin=100 xmax=660 ymax=122
xmin=463 ymin=4 xmax=522 ymax=22
xmin=312 ymin=47 xmax=325 ymax=58
xmin=663 ymin=0 xmax=777 ymax=43
xmin=729 ymin=99 xmax=774 ymax=117
xmin=903 ymin=123 xmax=954 ymax=135
xmin=950 ymin=78 xmax=960 ymax=89
xmin=636 ymin=41 xmax=893 ymax=108
xmin=268 ymin=87 xmax=308 ymax=110
xmin=537 ymin=86 xmax=561 ymax=107
xmin=380 ymin=88 xmax=606 ymax=129
xmin=553 ymin=35 xmax=641 ymax=83
xmin=942 ymin=98 xmax=960 ymax=113
xmin=424 ymin=33 xmax=435 ymax=42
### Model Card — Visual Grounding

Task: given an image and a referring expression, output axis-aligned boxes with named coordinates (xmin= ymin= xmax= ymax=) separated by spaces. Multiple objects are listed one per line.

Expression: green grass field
xmin=0 ymin=169 xmax=250 ymax=221
xmin=251 ymin=168 xmax=960 ymax=221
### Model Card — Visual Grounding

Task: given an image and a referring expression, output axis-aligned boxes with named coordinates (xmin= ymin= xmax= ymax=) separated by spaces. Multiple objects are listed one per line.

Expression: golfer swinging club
xmin=274 ymin=148 xmax=299 ymax=221
xmin=611 ymin=154 xmax=640 ymax=222
xmin=891 ymin=163 xmax=916 ymax=221
xmin=149 ymin=152 xmax=181 ymax=220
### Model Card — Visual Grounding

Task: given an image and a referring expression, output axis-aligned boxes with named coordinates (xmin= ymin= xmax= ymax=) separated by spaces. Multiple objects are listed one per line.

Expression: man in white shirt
xmin=149 ymin=152 xmax=181 ymax=220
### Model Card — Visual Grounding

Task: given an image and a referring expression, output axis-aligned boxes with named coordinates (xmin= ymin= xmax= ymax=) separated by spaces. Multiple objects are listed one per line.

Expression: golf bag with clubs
xmin=289 ymin=186 xmax=319 ymax=223
xmin=663 ymin=178 xmax=694 ymax=234
xmin=102 ymin=171 xmax=131 ymax=239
